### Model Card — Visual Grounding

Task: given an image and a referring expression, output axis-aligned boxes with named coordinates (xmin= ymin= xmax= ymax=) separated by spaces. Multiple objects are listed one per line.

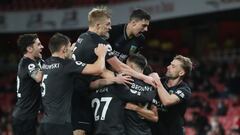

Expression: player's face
xmin=99 ymin=17 xmax=111 ymax=39
xmin=166 ymin=59 xmax=184 ymax=79
xmin=132 ymin=19 xmax=149 ymax=37
xmin=65 ymin=42 xmax=74 ymax=59
xmin=31 ymin=38 xmax=44 ymax=58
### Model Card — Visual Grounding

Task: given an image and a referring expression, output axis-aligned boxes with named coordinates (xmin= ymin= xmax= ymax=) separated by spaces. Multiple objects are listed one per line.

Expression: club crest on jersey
xmin=129 ymin=45 xmax=137 ymax=54
xmin=28 ymin=64 xmax=35 ymax=72
xmin=169 ymin=90 xmax=174 ymax=94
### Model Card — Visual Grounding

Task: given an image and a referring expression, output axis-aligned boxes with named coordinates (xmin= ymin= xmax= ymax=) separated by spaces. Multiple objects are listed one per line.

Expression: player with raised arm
xmin=12 ymin=34 xmax=44 ymax=135
xmin=150 ymin=55 xmax=193 ymax=135
xmin=89 ymin=54 xmax=157 ymax=135
xmin=38 ymin=33 xmax=107 ymax=135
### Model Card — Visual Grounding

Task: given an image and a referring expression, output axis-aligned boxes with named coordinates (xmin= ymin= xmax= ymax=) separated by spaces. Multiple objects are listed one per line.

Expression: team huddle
xmin=12 ymin=7 xmax=193 ymax=135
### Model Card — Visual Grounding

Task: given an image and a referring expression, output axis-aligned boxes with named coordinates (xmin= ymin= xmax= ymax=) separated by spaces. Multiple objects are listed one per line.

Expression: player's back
xmin=124 ymin=78 xmax=155 ymax=135
xmin=90 ymin=84 xmax=127 ymax=135
xmin=41 ymin=56 xmax=85 ymax=124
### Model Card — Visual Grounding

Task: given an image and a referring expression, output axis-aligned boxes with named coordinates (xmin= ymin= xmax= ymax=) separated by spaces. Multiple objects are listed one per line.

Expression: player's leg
xmin=71 ymin=105 xmax=93 ymax=135
xmin=12 ymin=117 xmax=37 ymax=135
xmin=12 ymin=117 xmax=24 ymax=135
xmin=72 ymin=91 xmax=93 ymax=135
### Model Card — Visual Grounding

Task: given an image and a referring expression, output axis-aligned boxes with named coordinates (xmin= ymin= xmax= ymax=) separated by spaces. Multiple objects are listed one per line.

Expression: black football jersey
xmin=73 ymin=30 xmax=115 ymax=93
xmin=40 ymin=57 xmax=86 ymax=124
xmin=90 ymin=78 xmax=155 ymax=135
xmin=154 ymin=78 xmax=191 ymax=126
xmin=124 ymin=79 xmax=156 ymax=135
xmin=108 ymin=24 xmax=145 ymax=62
xmin=73 ymin=31 xmax=114 ymax=64
xmin=12 ymin=57 xmax=42 ymax=120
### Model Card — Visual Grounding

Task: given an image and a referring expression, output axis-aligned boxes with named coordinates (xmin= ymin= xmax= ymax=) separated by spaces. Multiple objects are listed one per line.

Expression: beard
xmin=101 ymin=32 xmax=110 ymax=40
xmin=165 ymin=72 xmax=178 ymax=79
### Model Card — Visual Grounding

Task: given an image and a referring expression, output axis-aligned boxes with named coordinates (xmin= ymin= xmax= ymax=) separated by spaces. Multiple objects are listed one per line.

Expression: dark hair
xmin=127 ymin=54 xmax=148 ymax=71
xmin=48 ymin=33 xmax=70 ymax=53
xmin=17 ymin=34 xmax=38 ymax=54
xmin=143 ymin=65 xmax=153 ymax=75
xmin=129 ymin=9 xmax=151 ymax=21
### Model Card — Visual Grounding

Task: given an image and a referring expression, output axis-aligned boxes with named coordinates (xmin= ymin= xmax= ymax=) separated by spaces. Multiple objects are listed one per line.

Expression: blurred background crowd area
xmin=0 ymin=0 xmax=240 ymax=135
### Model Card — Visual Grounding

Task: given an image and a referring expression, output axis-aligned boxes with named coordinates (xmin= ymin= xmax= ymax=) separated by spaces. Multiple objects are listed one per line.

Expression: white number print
xmin=16 ymin=76 xmax=21 ymax=98
xmin=40 ymin=74 xmax=48 ymax=97
xmin=91 ymin=97 xmax=112 ymax=121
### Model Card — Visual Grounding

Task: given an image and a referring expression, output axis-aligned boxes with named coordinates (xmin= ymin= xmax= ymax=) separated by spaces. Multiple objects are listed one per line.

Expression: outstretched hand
xmin=114 ymin=73 xmax=133 ymax=86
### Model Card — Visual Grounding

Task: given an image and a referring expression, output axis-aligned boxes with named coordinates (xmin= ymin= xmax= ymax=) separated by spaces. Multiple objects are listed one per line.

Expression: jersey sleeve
xmin=26 ymin=62 xmax=41 ymax=79
xmin=173 ymin=87 xmax=191 ymax=102
xmin=66 ymin=59 xmax=87 ymax=74
xmin=96 ymin=37 xmax=115 ymax=60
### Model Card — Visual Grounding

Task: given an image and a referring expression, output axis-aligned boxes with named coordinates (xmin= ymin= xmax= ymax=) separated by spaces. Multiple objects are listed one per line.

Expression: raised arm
xmin=150 ymin=73 xmax=181 ymax=106
xmin=107 ymin=56 xmax=156 ymax=87
xmin=81 ymin=44 xmax=107 ymax=75
xmin=90 ymin=73 xmax=133 ymax=89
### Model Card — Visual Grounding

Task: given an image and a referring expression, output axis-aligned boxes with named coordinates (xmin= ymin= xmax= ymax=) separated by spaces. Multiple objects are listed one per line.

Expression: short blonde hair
xmin=88 ymin=6 xmax=111 ymax=27
xmin=174 ymin=55 xmax=193 ymax=76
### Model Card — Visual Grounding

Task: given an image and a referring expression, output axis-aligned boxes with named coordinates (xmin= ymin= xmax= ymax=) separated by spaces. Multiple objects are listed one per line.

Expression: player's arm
xmin=90 ymin=73 xmax=133 ymax=89
xmin=125 ymin=103 xmax=158 ymax=122
xmin=81 ymin=44 xmax=107 ymax=75
xmin=150 ymin=73 xmax=181 ymax=106
xmin=107 ymin=56 xmax=156 ymax=87
xmin=30 ymin=68 xmax=43 ymax=83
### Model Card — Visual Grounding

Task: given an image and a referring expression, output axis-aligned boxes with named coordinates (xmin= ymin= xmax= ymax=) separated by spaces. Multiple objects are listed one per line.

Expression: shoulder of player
xmin=130 ymin=77 xmax=153 ymax=88
xmin=180 ymin=81 xmax=191 ymax=90
xmin=76 ymin=32 xmax=92 ymax=44
xmin=20 ymin=57 xmax=37 ymax=68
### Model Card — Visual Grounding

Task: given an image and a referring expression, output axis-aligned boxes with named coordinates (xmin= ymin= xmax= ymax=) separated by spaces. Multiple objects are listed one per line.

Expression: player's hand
xmin=114 ymin=73 xmax=133 ymax=85
xmin=125 ymin=102 xmax=139 ymax=111
xmin=94 ymin=43 xmax=108 ymax=57
xmin=149 ymin=72 xmax=161 ymax=87
xmin=143 ymin=75 xmax=158 ymax=88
